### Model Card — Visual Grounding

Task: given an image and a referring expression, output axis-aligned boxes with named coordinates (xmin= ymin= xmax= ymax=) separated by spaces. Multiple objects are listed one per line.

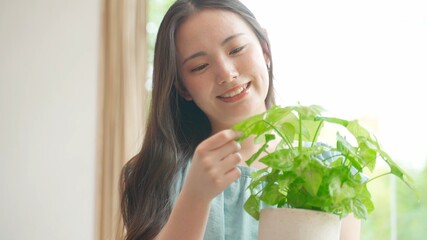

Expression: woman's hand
xmin=181 ymin=129 xmax=243 ymax=203
xmin=157 ymin=129 xmax=242 ymax=240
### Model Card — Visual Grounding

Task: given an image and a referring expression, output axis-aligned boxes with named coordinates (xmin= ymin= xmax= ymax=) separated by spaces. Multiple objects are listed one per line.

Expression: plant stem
xmin=310 ymin=120 xmax=324 ymax=147
xmin=367 ymin=172 xmax=391 ymax=183
xmin=262 ymin=120 xmax=294 ymax=150
xmin=298 ymin=113 xmax=302 ymax=152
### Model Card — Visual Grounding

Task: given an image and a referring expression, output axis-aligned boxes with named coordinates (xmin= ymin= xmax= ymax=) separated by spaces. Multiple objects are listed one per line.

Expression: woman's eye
xmin=230 ymin=45 xmax=245 ymax=55
xmin=191 ymin=64 xmax=208 ymax=73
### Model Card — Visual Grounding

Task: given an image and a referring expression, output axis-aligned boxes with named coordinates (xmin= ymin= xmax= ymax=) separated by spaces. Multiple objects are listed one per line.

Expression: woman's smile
xmin=217 ymin=82 xmax=251 ymax=102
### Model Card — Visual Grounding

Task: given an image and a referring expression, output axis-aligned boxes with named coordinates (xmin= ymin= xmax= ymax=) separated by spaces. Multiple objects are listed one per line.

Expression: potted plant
xmin=232 ymin=104 xmax=416 ymax=240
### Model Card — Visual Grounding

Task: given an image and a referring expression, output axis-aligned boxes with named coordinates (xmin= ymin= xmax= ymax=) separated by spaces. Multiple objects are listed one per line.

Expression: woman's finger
xmin=197 ymin=129 xmax=242 ymax=151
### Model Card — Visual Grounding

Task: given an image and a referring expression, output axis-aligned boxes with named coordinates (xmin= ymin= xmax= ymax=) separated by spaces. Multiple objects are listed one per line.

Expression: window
xmin=242 ymin=0 xmax=427 ymax=239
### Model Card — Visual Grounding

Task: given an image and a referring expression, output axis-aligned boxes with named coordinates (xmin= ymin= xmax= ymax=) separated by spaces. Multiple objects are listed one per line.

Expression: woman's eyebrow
xmin=221 ymin=33 xmax=244 ymax=46
xmin=182 ymin=51 xmax=207 ymax=66
xmin=181 ymin=33 xmax=245 ymax=66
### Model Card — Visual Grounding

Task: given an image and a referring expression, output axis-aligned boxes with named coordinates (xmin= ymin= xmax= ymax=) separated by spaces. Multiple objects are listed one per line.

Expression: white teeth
xmin=220 ymin=84 xmax=248 ymax=98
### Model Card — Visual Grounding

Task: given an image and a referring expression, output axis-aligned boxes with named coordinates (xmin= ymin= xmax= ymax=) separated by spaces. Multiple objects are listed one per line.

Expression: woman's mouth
xmin=217 ymin=82 xmax=251 ymax=102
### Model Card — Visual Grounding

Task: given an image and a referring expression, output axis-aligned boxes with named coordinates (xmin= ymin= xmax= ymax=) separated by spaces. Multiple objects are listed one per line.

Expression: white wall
xmin=0 ymin=1 xmax=100 ymax=239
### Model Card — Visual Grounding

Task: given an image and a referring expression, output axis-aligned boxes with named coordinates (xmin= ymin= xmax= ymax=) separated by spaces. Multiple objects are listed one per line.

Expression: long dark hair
xmin=120 ymin=0 xmax=275 ymax=239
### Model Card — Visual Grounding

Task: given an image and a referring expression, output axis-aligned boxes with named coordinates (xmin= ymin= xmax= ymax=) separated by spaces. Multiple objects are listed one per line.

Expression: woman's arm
xmin=156 ymin=130 xmax=243 ymax=240
xmin=340 ymin=214 xmax=361 ymax=240
xmin=155 ymin=190 xmax=211 ymax=240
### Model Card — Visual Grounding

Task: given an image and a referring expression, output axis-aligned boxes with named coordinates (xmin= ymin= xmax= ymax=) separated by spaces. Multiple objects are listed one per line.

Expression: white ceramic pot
xmin=258 ymin=208 xmax=341 ymax=240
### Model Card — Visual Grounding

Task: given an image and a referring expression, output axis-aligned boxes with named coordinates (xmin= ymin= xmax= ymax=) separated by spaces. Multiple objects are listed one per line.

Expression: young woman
xmin=120 ymin=1 xmax=360 ymax=239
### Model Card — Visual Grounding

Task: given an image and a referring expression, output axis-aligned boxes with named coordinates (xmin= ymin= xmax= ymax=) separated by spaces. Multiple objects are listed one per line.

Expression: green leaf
xmin=351 ymin=199 xmax=369 ymax=220
xmin=302 ymin=160 xmax=324 ymax=196
xmin=287 ymin=182 xmax=308 ymax=208
xmin=277 ymin=122 xmax=297 ymax=146
xmin=260 ymin=184 xmax=283 ymax=206
xmin=233 ymin=113 xmax=269 ymax=141
xmin=259 ymin=149 xmax=295 ymax=171
xmin=357 ymin=137 xmax=378 ymax=171
xmin=247 ymin=173 xmax=268 ymax=195
xmin=293 ymin=104 xmax=325 ymax=117
xmin=264 ymin=105 xmax=293 ymax=124
xmin=378 ymin=149 xmax=417 ymax=191
xmin=328 ymin=169 xmax=358 ymax=203
xmin=300 ymin=119 xmax=323 ymax=143
xmin=336 ymin=134 xmax=363 ymax=171
xmin=315 ymin=116 xmax=349 ymax=127
xmin=346 ymin=120 xmax=371 ymax=140
xmin=245 ymin=148 xmax=265 ymax=167
xmin=277 ymin=172 xmax=297 ymax=194
xmin=244 ymin=195 xmax=261 ymax=220
xmin=249 ymin=167 xmax=269 ymax=180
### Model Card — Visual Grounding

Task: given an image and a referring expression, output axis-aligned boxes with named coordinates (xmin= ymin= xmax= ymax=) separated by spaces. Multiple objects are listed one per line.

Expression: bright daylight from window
xmin=242 ymin=0 xmax=427 ymax=170
xmin=241 ymin=0 xmax=427 ymax=239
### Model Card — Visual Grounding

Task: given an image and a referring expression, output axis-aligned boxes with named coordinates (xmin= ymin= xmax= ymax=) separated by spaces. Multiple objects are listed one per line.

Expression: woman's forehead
xmin=175 ymin=9 xmax=256 ymax=53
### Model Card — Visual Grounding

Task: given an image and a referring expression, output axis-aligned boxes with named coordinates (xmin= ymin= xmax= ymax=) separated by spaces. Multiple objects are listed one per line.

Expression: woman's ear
xmin=175 ymin=81 xmax=193 ymax=101
xmin=260 ymin=29 xmax=271 ymax=66
xmin=261 ymin=41 xmax=271 ymax=67
xmin=180 ymin=90 xmax=193 ymax=101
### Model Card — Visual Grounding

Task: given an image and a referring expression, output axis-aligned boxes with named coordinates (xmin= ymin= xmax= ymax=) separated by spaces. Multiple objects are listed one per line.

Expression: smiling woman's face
xmin=175 ymin=9 xmax=271 ymax=134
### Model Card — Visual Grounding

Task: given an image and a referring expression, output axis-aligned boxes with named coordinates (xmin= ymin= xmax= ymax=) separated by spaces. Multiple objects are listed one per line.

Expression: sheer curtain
xmin=96 ymin=0 xmax=148 ymax=239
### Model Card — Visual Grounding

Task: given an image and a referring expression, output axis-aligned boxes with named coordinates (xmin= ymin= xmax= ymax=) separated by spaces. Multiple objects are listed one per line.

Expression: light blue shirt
xmin=204 ymin=166 xmax=259 ymax=240
xmin=174 ymin=164 xmax=261 ymax=240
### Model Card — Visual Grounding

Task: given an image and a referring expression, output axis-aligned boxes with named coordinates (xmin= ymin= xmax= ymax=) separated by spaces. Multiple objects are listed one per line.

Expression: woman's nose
xmin=215 ymin=58 xmax=238 ymax=85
